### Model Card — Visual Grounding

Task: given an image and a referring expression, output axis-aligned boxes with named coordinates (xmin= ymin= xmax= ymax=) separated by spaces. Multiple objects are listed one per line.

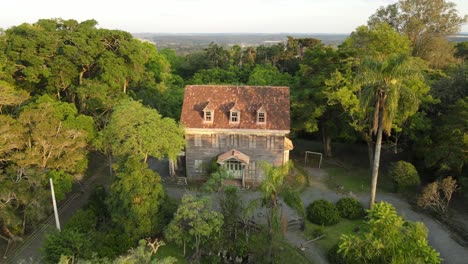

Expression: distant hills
xmin=133 ymin=33 xmax=468 ymax=54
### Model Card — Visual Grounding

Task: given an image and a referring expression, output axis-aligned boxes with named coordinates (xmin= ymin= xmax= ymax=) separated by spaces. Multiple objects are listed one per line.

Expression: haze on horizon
xmin=1 ymin=0 xmax=467 ymax=34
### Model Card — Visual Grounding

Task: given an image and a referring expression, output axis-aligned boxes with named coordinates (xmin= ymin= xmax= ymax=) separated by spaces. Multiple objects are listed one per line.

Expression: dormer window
xmin=204 ymin=110 xmax=213 ymax=122
xmin=258 ymin=112 xmax=266 ymax=123
xmin=257 ymin=106 xmax=266 ymax=124
xmin=230 ymin=104 xmax=240 ymax=123
xmin=203 ymin=102 xmax=214 ymax=123
xmin=230 ymin=111 xmax=239 ymax=123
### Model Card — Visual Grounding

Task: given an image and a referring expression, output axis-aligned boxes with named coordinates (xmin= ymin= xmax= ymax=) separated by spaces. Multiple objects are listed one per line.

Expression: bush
xmin=389 ymin=161 xmax=420 ymax=192
xmin=306 ymin=199 xmax=340 ymax=226
xmin=336 ymin=197 xmax=364 ymax=219
xmin=327 ymin=244 xmax=347 ymax=264
xmin=43 ymin=229 xmax=93 ymax=263
xmin=64 ymin=209 xmax=97 ymax=232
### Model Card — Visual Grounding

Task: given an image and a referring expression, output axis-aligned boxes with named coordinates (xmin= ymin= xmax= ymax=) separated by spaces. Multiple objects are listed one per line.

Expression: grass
xmin=276 ymin=240 xmax=312 ymax=264
xmin=324 ymin=164 xmax=394 ymax=194
xmin=156 ymin=242 xmax=187 ymax=263
xmin=304 ymin=218 xmax=363 ymax=252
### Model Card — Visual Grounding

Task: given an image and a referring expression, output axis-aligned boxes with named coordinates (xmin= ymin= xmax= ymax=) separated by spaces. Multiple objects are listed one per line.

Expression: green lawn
xmin=324 ymin=165 xmax=393 ymax=194
xmin=156 ymin=242 xmax=187 ymax=263
xmin=304 ymin=219 xmax=363 ymax=252
xmin=276 ymin=240 xmax=313 ymax=264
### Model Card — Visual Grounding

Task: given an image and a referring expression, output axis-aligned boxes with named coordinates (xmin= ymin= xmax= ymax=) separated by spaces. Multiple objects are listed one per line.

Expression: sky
xmin=1 ymin=0 xmax=467 ymax=33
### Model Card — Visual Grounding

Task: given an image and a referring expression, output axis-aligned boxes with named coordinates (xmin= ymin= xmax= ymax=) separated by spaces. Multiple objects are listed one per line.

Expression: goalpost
xmin=304 ymin=151 xmax=323 ymax=168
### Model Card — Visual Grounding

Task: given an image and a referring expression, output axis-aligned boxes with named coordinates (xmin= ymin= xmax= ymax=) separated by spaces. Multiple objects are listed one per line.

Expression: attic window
xmin=230 ymin=111 xmax=239 ymax=123
xmin=204 ymin=110 xmax=213 ymax=122
xmin=258 ymin=112 xmax=266 ymax=123
xmin=257 ymin=106 xmax=266 ymax=124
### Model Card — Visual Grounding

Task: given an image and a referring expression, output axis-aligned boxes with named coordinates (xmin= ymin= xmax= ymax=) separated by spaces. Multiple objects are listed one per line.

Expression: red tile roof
xmin=180 ymin=85 xmax=290 ymax=131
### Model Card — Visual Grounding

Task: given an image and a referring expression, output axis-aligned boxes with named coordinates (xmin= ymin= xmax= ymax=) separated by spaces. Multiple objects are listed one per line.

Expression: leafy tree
xmin=341 ymin=23 xmax=412 ymax=60
xmin=249 ymin=162 xmax=292 ymax=262
xmin=57 ymin=239 xmax=177 ymax=264
xmin=425 ymin=98 xmax=467 ymax=177
xmin=337 ymin=202 xmax=441 ymax=264
xmin=107 ymin=157 xmax=165 ymax=240
xmin=247 ymin=64 xmax=294 ymax=86
xmin=1 ymin=95 xmax=94 ymax=238
xmin=205 ymin=42 xmax=230 ymax=68
xmin=190 ymin=67 xmax=240 ymax=85
xmin=368 ymin=0 xmax=467 ymax=68
xmin=102 ymin=99 xmax=184 ymax=163
xmin=0 ymin=81 xmax=29 ymax=113
xmin=165 ymin=195 xmax=223 ymax=257
xmin=43 ymin=229 xmax=93 ymax=263
xmin=294 ymin=44 xmax=351 ymax=157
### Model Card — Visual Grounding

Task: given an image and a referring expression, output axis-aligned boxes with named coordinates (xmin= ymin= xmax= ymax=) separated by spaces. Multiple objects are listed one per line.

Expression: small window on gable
xmin=231 ymin=111 xmax=238 ymax=122
xmin=258 ymin=112 xmax=266 ymax=123
xmin=203 ymin=102 xmax=214 ymax=123
xmin=230 ymin=104 xmax=240 ymax=123
xmin=204 ymin=110 xmax=213 ymax=122
xmin=257 ymin=106 xmax=266 ymax=124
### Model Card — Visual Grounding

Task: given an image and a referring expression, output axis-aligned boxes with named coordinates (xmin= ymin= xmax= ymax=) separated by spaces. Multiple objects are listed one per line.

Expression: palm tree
xmin=245 ymin=162 xmax=305 ymax=262
xmin=357 ymin=54 xmax=422 ymax=209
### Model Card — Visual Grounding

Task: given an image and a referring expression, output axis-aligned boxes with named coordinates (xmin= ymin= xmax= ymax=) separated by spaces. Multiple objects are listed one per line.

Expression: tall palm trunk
xmin=369 ymin=108 xmax=384 ymax=209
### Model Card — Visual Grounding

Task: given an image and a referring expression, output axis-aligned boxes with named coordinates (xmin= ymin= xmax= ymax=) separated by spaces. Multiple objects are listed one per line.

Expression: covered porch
xmin=216 ymin=149 xmax=250 ymax=187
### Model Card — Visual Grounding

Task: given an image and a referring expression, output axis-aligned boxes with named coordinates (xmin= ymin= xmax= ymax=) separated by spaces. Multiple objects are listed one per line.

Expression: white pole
xmin=49 ymin=178 xmax=61 ymax=231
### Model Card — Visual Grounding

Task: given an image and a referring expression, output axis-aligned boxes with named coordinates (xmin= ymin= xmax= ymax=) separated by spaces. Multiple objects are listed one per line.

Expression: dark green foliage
xmin=45 ymin=170 xmax=73 ymax=201
xmin=282 ymin=188 xmax=305 ymax=218
xmin=327 ymin=244 xmax=347 ymax=264
xmin=154 ymin=196 xmax=179 ymax=232
xmin=64 ymin=209 xmax=97 ymax=233
xmin=338 ymin=202 xmax=441 ymax=263
xmin=389 ymin=161 xmax=420 ymax=192
xmin=85 ymin=185 xmax=109 ymax=224
xmin=43 ymin=229 xmax=93 ymax=263
xmin=107 ymin=156 xmax=165 ymax=240
xmin=306 ymin=199 xmax=340 ymax=226
xmin=335 ymin=197 xmax=364 ymax=220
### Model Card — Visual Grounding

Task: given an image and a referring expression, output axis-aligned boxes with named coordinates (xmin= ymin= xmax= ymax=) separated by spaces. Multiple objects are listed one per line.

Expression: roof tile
xmin=180 ymin=85 xmax=290 ymax=130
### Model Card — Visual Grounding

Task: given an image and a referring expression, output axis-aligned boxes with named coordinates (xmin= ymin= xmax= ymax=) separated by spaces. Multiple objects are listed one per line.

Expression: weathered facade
xmin=180 ymin=85 xmax=292 ymax=186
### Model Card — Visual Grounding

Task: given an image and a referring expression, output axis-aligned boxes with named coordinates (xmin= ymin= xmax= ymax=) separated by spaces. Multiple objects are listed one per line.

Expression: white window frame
xmin=194 ymin=160 xmax=203 ymax=173
xmin=230 ymin=134 xmax=238 ymax=146
xmin=230 ymin=111 xmax=240 ymax=123
xmin=204 ymin=110 xmax=213 ymax=123
xmin=257 ymin=111 xmax=266 ymax=124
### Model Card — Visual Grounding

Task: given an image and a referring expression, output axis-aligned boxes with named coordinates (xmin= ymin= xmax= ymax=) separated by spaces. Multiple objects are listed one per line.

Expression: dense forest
xmin=0 ymin=0 xmax=467 ymax=263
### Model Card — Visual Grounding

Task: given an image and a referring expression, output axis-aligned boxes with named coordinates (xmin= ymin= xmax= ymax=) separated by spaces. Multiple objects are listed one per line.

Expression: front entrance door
xmin=225 ymin=160 xmax=243 ymax=179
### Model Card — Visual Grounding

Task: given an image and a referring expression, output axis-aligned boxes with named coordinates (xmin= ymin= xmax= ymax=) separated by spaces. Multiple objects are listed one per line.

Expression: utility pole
xmin=49 ymin=178 xmax=61 ymax=231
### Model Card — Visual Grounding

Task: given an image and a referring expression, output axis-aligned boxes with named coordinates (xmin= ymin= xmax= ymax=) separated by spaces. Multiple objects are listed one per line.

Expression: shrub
xmin=417 ymin=176 xmax=458 ymax=216
xmin=64 ymin=209 xmax=97 ymax=232
xmin=389 ymin=161 xmax=420 ymax=192
xmin=327 ymin=244 xmax=347 ymax=264
xmin=306 ymin=199 xmax=340 ymax=226
xmin=336 ymin=197 xmax=364 ymax=219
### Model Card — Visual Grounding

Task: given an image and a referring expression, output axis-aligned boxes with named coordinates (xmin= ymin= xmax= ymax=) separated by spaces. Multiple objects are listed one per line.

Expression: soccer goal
xmin=304 ymin=151 xmax=323 ymax=168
